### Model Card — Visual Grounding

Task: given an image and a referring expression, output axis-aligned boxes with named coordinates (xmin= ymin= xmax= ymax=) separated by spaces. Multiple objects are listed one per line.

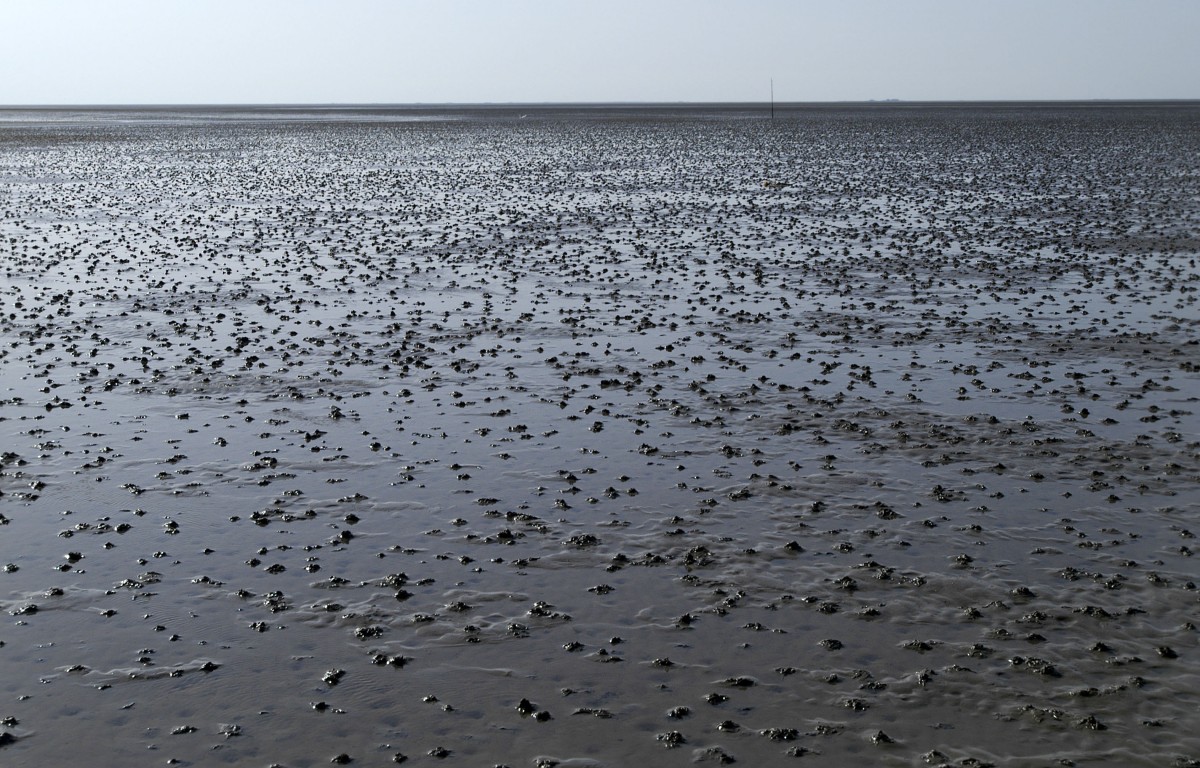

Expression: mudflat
xmin=1 ymin=103 xmax=1197 ymax=767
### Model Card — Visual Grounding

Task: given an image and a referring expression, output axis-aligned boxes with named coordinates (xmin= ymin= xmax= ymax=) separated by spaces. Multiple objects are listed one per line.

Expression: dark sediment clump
xmin=0 ymin=102 xmax=1197 ymax=767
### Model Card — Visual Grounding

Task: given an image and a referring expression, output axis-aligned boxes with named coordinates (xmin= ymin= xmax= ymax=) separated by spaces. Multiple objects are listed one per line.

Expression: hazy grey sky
xmin=2 ymin=0 xmax=1197 ymax=104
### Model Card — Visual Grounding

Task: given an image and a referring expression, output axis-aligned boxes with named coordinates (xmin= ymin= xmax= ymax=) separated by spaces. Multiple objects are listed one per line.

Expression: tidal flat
xmin=0 ymin=102 xmax=1197 ymax=767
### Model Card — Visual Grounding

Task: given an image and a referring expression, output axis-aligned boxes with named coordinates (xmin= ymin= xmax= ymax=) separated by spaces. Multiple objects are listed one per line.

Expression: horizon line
xmin=3 ymin=98 xmax=1200 ymax=110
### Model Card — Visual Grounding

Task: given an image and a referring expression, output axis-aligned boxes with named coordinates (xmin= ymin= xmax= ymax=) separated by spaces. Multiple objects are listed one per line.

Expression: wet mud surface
xmin=1 ymin=103 xmax=1198 ymax=766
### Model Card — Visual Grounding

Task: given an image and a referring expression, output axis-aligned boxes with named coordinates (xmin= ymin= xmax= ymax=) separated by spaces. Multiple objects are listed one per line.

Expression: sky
xmin=1 ymin=0 xmax=1197 ymax=105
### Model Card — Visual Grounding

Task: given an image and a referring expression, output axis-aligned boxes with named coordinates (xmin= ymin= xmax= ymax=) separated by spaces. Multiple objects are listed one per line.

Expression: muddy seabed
xmin=0 ymin=104 xmax=1198 ymax=767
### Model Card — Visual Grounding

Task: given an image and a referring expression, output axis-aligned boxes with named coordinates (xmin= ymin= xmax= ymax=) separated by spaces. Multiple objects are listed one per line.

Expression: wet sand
xmin=1 ymin=103 xmax=1198 ymax=767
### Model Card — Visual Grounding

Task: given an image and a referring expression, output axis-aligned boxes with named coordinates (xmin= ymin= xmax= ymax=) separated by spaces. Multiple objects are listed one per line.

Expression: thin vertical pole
xmin=770 ymin=78 xmax=774 ymax=120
